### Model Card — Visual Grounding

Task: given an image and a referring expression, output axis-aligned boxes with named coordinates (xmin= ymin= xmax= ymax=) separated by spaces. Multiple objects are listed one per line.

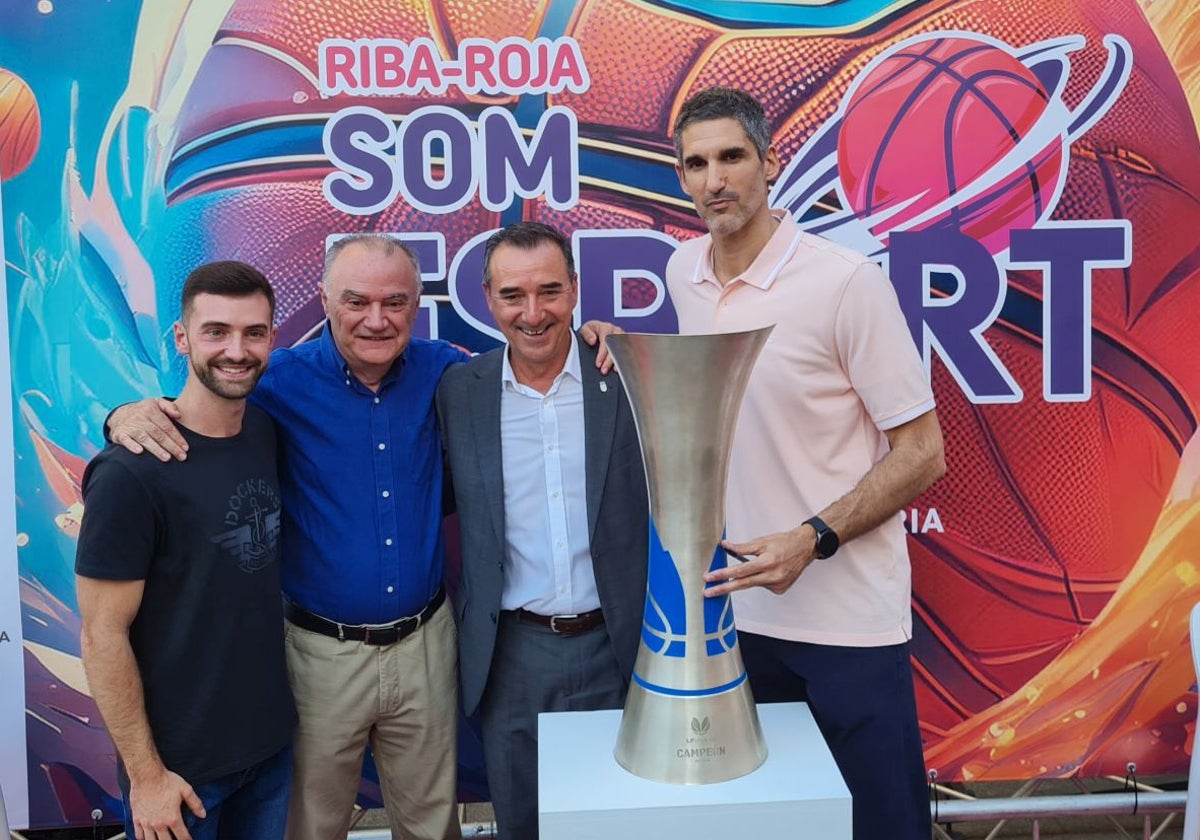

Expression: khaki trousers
xmin=283 ymin=601 xmax=461 ymax=840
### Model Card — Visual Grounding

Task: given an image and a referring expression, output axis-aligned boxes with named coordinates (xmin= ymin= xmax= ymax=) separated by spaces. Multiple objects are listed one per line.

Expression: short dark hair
xmin=323 ymin=233 xmax=423 ymax=294
xmin=181 ymin=261 xmax=275 ymax=322
xmin=672 ymin=87 xmax=772 ymax=163
xmin=481 ymin=222 xmax=576 ymax=288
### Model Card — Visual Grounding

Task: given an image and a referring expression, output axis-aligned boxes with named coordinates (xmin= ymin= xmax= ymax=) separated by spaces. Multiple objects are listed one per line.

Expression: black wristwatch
xmin=803 ymin=516 xmax=840 ymax=559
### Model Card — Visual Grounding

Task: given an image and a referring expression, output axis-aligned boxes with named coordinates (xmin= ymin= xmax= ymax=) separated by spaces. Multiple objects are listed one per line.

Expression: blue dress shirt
xmin=251 ymin=325 xmax=466 ymax=624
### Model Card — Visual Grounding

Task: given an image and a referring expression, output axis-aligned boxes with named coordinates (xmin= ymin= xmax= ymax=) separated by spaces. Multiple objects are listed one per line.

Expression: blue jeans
xmin=122 ymin=744 xmax=292 ymax=840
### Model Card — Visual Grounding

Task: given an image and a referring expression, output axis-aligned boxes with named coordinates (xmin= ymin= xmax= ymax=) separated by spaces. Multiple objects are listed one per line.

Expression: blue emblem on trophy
xmin=641 ymin=528 xmax=740 ymax=665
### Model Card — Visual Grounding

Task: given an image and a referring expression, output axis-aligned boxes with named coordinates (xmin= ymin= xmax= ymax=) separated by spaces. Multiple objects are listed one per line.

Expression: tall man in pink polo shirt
xmin=666 ymin=87 xmax=946 ymax=839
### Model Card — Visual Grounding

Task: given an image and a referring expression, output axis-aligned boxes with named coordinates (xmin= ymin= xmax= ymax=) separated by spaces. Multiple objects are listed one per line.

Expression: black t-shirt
xmin=76 ymin=406 xmax=296 ymax=785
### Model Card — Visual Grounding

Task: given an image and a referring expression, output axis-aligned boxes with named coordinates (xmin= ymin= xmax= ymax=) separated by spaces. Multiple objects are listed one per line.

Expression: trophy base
xmin=613 ymin=677 xmax=768 ymax=784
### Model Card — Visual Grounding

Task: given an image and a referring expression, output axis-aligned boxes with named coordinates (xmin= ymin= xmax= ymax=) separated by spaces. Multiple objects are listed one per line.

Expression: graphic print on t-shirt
xmin=210 ymin=477 xmax=281 ymax=573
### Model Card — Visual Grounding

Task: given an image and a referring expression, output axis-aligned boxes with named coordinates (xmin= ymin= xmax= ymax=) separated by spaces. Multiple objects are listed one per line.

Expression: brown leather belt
xmin=511 ymin=607 xmax=605 ymax=636
xmin=284 ymin=587 xmax=444 ymax=646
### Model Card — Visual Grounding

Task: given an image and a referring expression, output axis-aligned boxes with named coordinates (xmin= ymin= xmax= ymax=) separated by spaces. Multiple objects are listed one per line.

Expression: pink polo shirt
xmin=666 ymin=211 xmax=935 ymax=646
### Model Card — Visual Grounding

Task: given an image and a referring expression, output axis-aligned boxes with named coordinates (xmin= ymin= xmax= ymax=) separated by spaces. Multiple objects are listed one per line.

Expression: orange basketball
xmin=0 ymin=67 xmax=41 ymax=180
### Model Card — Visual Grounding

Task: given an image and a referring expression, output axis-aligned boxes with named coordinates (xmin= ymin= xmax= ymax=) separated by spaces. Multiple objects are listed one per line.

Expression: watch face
xmin=818 ymin=530 xmax=839 ymax=558
xmin=807 ymin=516 xmax=838 ymax=558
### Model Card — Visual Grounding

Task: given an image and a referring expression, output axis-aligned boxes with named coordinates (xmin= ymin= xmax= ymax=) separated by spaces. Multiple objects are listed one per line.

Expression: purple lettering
xmin=448 ymin=232 xmax=498 ymax=341
xmin=890 ymin=229 xmax=1020 ymax=403
xmin=322 ymin=108 xmax=398 ymax=215
xmin=399 ymin=109 xmax=476 ymax=213
xmin=479 ymin=107 xmax=578 ymax=211
xmin=576 ymin=231 xmax=678 ymax=333
xmin=1009 ymin=222 xmax=1131 ymax=401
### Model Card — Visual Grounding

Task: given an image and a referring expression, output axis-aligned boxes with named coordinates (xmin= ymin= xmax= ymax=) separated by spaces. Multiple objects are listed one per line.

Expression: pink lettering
xmin=463 ymin=43 xmax=496 ymax=90
xmin=550 ymin=41 xmax=587 ymax=92
xmin=530 ymin=41 xmax=549 ymax=88
xmin=375 ymin=43 xmax=406 ymax=89
xmin=323 ymin=44 xmax=357 ymax=92
xmin=498 ymin=42 xmax=530 ymax=87
xmin=408 ymin=41 xmax=442 ymax=90
xmin=359 ymin=43 xmax=372 ymax=87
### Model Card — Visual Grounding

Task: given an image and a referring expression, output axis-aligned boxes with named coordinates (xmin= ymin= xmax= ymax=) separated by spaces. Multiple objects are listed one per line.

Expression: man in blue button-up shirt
xmin=109 ymin=235 xmax=467 ymax=840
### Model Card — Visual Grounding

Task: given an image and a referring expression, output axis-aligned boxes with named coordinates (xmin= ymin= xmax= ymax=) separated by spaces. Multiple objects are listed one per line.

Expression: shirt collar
xmin=500 ymin=331 xmax=582 ymax=391
xmin=690 ymin=209 xmax=803 ymax=291
xmin=317 ymin=321 xmax=406 ymax=390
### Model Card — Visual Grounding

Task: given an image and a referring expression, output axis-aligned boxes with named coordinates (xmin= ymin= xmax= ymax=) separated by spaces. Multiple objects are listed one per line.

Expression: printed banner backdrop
xmin=2 ymin=0 xmax=1199 ymax=829
xmin=0 ymin=175 xmax=31 ymax=830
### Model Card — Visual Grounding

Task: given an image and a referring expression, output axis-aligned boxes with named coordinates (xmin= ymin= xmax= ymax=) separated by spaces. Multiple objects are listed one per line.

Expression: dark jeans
xmin=122 ymin=744 xmax=292 ymax=840
xmin=739 ymin=633 xmax=931 ymax=840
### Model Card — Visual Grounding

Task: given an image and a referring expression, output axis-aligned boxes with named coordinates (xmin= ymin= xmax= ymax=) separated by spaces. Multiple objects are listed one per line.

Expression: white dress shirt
xmin=498 ymin=335 xmax=600 ymax=614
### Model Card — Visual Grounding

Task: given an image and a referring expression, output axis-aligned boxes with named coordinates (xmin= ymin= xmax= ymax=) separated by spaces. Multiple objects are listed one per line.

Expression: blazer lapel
xmin=581 ymin=340 xmax=618 ymax=543
xmin=470 ymin=352 xmax=506 ymax=547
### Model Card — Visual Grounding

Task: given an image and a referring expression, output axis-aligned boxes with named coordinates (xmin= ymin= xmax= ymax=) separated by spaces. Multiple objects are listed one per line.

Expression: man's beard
xmin=191 ymin=357 xmax=265 ymax=400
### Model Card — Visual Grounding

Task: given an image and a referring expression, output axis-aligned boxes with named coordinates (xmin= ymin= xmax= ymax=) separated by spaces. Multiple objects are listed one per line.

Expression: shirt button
xmin=374 ymin=396 xmax=381 ymax=404
xmin=557 ymin=540 xmax=565 ymax=548
xmin=386 ymin=586 xmax=394 ymax=594
xmin=552 ymin=491 xmax=559 ymax=499
xmin=378 ymin=443 xmax=386 ymax=451
xmin=385 ymin=538 xmax=393 ymax=546
xmin=382 ymin=490 xmax=391 ymax=498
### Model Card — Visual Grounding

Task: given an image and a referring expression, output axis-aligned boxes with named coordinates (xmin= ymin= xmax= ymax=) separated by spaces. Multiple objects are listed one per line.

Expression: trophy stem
xmin=607 ymin=328 xmax=773 ymax=785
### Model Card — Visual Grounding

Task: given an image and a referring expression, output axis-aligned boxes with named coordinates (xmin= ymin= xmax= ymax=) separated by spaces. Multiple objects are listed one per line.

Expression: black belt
xmin=510 ymin=607 xmax=604 ymax=636
xmin=285 ymin=587 xmax=444 ymax=646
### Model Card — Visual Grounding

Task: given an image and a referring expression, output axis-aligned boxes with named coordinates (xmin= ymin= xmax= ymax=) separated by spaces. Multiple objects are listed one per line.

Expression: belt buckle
xmin=364 ymin=617 xmax=414 ymax=646
xmin=549 ymin=613 xmax=579 ymax=634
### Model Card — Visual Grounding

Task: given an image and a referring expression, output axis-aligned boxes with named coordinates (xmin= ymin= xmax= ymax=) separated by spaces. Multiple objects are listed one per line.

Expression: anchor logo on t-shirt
xmin=211 ymin=482 xmax=282 ymax=573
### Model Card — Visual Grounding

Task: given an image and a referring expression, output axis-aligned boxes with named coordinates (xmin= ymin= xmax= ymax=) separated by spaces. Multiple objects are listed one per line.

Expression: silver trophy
xmin=608 ymin=327 xmax=772 ymax=785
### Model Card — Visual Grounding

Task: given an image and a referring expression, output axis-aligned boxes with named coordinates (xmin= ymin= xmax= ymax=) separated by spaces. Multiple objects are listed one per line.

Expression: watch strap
xmin=803 ymin=515 xmax=840 ymax=559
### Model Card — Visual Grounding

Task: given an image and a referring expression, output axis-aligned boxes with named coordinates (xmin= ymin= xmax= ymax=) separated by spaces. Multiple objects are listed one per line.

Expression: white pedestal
xmin=538 ymin=702 xmax=851 ymax=839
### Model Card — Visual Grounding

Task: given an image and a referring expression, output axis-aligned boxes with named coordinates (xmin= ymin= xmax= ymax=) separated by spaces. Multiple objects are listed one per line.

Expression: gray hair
xmin=323 ymin=233 xmax=423 ymax=294
xmin=672 ymin=87 xmax=772 ymax=163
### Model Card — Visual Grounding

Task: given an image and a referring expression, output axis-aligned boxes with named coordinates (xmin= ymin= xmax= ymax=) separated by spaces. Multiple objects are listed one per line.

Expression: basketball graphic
xmin=0 ymin=67 xmax=41 ymax=181
xmin=837 ymin=36 xmax=1065 ymax=254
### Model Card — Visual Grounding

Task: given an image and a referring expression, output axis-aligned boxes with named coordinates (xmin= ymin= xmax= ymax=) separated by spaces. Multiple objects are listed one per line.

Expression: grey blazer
xmin=437 ymin=336 xmax=649 ymax=717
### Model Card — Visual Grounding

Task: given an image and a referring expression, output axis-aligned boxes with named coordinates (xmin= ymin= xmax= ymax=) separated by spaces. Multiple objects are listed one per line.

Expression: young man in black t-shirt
xmin=76 ymin=261 xmax=296 ymax=840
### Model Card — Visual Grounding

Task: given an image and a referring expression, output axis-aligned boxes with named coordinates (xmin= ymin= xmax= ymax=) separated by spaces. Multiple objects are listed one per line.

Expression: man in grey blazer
xmin=437 ymin=222 xmax=648 ymax=840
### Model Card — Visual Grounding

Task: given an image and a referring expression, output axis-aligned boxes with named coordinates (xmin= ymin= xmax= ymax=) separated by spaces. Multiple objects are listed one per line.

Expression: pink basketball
xmin=837 ymin=36 xmax=1064 ymax=254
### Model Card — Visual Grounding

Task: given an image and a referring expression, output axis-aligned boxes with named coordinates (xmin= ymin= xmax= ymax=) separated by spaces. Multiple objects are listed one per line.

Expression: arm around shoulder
xmin=106 ymin=398 xmax=187 ymax=462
